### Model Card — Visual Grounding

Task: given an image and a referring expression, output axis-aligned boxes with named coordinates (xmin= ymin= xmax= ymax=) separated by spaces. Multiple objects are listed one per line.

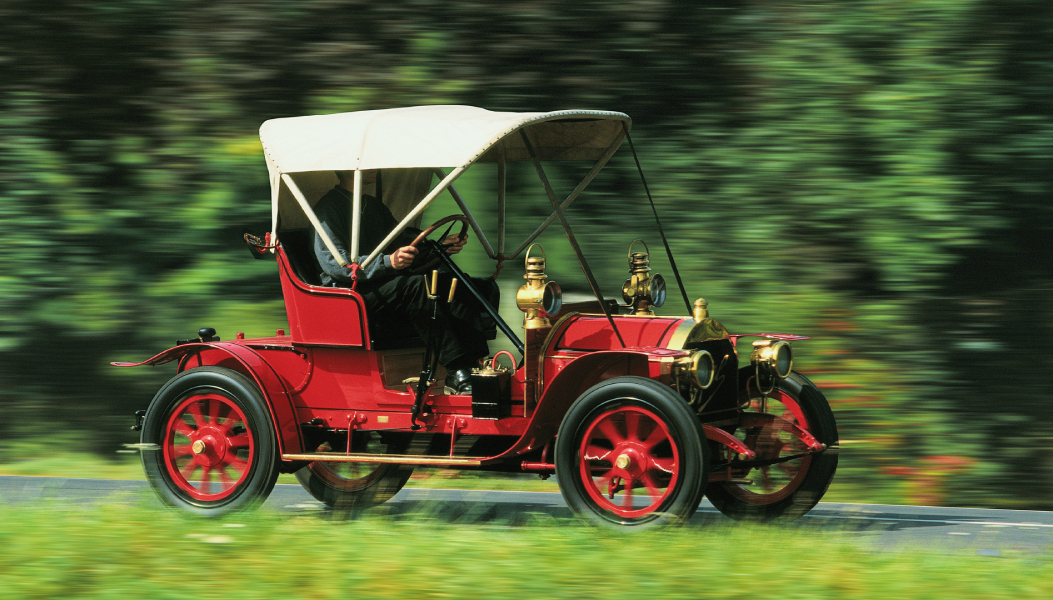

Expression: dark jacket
xmin=312 ymin=186 xmax=419 ymax=287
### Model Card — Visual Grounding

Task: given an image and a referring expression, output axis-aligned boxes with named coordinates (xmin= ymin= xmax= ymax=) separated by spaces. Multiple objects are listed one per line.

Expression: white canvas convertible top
xmin=259 ymin=105 xmax=630 ymax=173
xmin=259 ymin=105 xmax=631 ymax=269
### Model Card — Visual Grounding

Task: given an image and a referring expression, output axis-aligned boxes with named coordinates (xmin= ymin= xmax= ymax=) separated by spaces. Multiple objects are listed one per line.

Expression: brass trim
xmin=665 ymin=319 xmax=697 ymax=350
xmin=283 ymin=452 xmax=484 ymax=467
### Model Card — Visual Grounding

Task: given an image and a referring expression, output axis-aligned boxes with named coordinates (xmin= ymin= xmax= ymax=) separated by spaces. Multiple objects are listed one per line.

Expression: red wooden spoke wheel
xmin=706 ymin=372 xmax=838 ymax=522
xmin=577 ymin=406 xmax=680 ymax=518
xmin=728 ymin=391 xmax=809 ymax=503
xmin=295 ymin=432 xmax=414 ymax=511
xmin=141 ymin=367 xmax=279 ymax=516
xmin=163 ymin=393 xmax=254 ymax=501
xmin=556 ymin=377 xmax=708 ymax=529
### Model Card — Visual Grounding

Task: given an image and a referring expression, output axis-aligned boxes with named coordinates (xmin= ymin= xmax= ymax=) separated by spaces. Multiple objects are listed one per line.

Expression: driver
xmin=313 ymin=170 xmax=492 ymax=394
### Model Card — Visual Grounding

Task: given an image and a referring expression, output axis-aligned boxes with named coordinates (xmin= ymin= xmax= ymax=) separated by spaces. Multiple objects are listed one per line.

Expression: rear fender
xmin=113 ymin=343 xmax=303 ymax=454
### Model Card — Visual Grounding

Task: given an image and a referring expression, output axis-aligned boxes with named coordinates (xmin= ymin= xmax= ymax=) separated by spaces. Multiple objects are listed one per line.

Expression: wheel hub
xmin=189 ymin=429 xmax=227 ymax=467
xmin=611 ymin=446 xmax=647 ymax=478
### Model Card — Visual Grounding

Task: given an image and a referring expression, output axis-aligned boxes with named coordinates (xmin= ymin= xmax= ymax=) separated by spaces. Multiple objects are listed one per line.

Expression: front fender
xmin=113 ymin=343 xmax=303 ymax=454
xmin=497 ymin=349 xmax=684 ymax=459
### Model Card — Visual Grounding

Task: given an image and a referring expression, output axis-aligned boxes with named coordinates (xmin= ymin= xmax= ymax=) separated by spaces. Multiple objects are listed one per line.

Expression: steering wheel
xmin=406 ymin=214 xmax=469 ymax=274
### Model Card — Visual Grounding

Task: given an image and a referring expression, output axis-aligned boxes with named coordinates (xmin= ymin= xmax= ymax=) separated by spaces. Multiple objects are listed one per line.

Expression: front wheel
xmin=705 ymin=371 xmax=838 ymax=521
xmin=555 ymin=377 xmax=709 ymax=529
xmin=141 ymin=366 xmax=280 ymax=517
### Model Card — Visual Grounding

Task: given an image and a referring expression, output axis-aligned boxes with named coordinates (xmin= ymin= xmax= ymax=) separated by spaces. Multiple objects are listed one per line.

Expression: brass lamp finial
xmin=622 ymin=240 xmax=667 ymax=315
xmin=693 ymin=298 xmax=709 ymax=323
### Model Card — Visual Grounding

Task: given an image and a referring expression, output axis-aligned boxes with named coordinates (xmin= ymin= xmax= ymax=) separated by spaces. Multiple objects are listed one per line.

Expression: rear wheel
xmin=706 ymin=371 xmax=838 ymax=521
xmin=141 ymin=366 xmax=280 ymax=516
xmin=555 ymin=377 xmax=709 ymax=529
xmin=295 ymin=432 xmax=414 ymax=511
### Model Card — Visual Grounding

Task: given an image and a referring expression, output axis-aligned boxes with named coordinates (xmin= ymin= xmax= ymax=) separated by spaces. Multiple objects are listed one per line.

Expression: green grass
xmin=0 ymin=443 xmax=145 ymax=481
xmin=0 ymin=498 xmax=1049 ymax=600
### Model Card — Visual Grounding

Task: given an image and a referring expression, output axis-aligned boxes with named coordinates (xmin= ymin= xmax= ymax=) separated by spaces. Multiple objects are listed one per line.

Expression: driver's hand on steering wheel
xmin=390 ymin=246 xmax=418 ymax=270
xmin=443 ymin=232 xmax=468 ymax=255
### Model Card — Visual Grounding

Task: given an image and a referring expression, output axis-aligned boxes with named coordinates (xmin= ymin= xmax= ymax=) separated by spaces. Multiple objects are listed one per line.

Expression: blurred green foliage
xmin=1 ymin=1 xmax=1051 ymax=508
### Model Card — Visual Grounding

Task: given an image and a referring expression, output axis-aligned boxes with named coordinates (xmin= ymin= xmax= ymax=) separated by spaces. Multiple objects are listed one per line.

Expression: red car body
xmin=118 ymin=107 xmax=838 ymax=528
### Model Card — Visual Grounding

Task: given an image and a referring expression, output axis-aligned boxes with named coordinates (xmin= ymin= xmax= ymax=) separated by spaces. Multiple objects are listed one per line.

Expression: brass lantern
xmin=750 ymin=339 xmax=793 ymax=394
xmin=516 ymin=244 xmax=562 ymax=329
xmin=622 ymin=240 xmax=667 ymax=315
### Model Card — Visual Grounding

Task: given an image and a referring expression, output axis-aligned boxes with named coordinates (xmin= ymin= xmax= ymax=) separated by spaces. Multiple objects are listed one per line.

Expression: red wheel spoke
xmin=641 ymin=425 xmax=668 ymax=451
xmin=594 ymin=471 xmax=615 ymax=493
xmin=596 ymin=417 xmax=625 ymax=445
xmin=588 ymin=461 xmax=614 ymax=477
xmin=584 ymin=443 xmax=614 ymax=462
xmin=218 ymin=469 xmax=233 ymax=487
xmin=197 ymin=465 xmax=212 ymax=491
xmin=623 ymin=410 xmax=642 ymax=441
xmin=640 ymin=471 xmax=662 ymax=503
xmin=171 ymin=444 xmax=193 ymax=458
xmin=180 ymin=459 xmax=199 ymax=480
xmin=208 ymin=398 xmax=221 ymax=425
xmin=226 ymin=432 xmax=251 ymax=449
xmin=186 ymin=402 xmax=207 ymax=429
xmin=218 ymin=406 xmax=238 ymax=433
xmin=226 ymin=456 xmax=249 ymax=473
xmin=651 ymin=456 xmax=675 ymax=475
xmin=174 ymin=420 xmax=195 ymax=438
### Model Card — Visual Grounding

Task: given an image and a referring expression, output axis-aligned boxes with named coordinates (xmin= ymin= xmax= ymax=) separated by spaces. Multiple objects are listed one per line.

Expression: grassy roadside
xmin=0 ymin=498 xmax=1049 ymax=600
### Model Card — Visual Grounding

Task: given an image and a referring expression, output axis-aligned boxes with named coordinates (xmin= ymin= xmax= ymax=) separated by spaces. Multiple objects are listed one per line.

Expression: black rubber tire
xmin=294 ymin=432 xmax=414 ymax=511
xmin=555 ymin=376 xmax=709 ymax=529
xmin=140 ymin=366 xmax=280 ymax=517
xmin=705 ymin=371 xmax=838 ymax=522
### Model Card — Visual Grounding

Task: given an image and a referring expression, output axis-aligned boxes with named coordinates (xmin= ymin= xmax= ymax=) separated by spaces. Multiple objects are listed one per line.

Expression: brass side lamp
xmin=516 ymin=244 xmax=562 ymax=329
xmin=622 ymin=240 xmax=667 ymax=315
xmin=750 ymin=339 xmax=793 ymax=394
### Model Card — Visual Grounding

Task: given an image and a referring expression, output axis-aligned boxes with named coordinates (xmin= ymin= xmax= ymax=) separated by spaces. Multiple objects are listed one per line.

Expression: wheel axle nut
xmin=615 ymin=454 xmax=631 ymax=469
xmin=191 ymin=440 xmax=206 ymax=455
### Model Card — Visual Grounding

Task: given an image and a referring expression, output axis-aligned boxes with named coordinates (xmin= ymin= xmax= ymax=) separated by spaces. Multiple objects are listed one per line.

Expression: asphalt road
xmin=2 ymin=475 xmax=1051 ymax=556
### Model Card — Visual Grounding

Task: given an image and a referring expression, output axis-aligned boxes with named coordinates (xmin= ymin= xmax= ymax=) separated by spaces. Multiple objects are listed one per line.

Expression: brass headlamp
xmin=674 ymin=349 xmax=715 ymax=390
xmin=750 ymin=339 xmax=793 ymax=393
xmin=516 ymin=244 xmax=562 ymax=329
xmin=622 ymin=240 xmax=667 ymax=315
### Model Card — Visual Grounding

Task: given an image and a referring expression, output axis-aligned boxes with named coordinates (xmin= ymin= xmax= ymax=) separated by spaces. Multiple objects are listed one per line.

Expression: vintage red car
xmin=116 ymin=106 xmax=838 ymax=528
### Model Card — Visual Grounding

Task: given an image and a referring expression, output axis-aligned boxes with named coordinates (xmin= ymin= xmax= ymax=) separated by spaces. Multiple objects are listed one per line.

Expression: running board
xmin=282 ymin=452 xmax=484 ymax=467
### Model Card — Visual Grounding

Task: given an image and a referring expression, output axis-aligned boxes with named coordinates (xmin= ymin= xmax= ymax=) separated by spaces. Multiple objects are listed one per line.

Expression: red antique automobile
xmin=116 ymin=106 xmax=838 ymax=528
